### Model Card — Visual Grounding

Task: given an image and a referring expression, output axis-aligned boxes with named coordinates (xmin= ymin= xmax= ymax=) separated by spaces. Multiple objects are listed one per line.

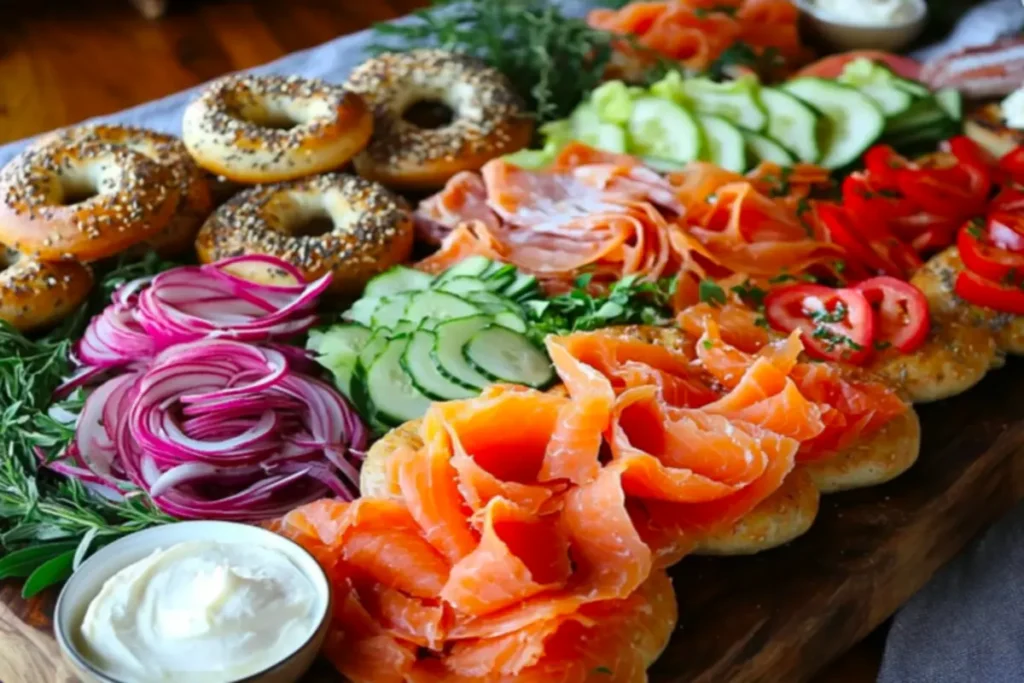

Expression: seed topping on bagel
xmin=346 ymin=49 xmax=530 ymax=171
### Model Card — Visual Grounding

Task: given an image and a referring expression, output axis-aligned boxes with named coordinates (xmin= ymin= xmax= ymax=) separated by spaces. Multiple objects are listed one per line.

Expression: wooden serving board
xmin=2 ymin=361 xmax=1024 ymax=683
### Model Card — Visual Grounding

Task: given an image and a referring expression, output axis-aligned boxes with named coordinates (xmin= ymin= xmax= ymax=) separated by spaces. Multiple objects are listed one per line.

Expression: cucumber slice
xmin=401 ymin=330 xmax=477 ymax=401
xmin=680 ymin=76 xmax=768 ymax=132
xmin=438 ymin=276 xmax=490 ymax=296
xmin=370 ymin=292 xmax=415 ymax=329
xmin=363 ymin=266 xmax=432 ymax=299
xmin=782 ymin=78 xmax=885 ymax=169
xmin=935 ymin=88 xmax=963 ymax=121
xmin=366 ymin=336 xmax=432 ymax=426
xmin=308 ymin=323 xmax=371 ymax=398
xmin=467 ymin=291 xmax=519 ymax=314
xmin=431 ymin=315 xmax=494 ymax=390
xmin=494 ymin=311 xmax=528 ymax=333
xmin=742 ymin=130 xmax=796 ymax=166
xmin=570 ymin=103 xmax=628 ymax=153
xmin=627 ymin=97 xmax=703 ymax=163
xmin=697 ymin=114 xmax=747 ymax=173
xmin=434 ymin=256 xmax=493 ymax=283
xmin=884 ymin=98 xmax=949 ymax=134
xmin=402 ymin=291 xmax=481 ymax=327
xmin=463 ymin=326 xmax=555 ymax=389
xmin=393 ymin=320 xmax=419 ymax=334
xmin=891 ymin=76 xmax=931 ymax=99
xmin=351 ymin=329 xmax=391 ymax=419
xmin=503 ymin=148 xmax=556 ymax=170
xmin=502 ymin=273 xmax=540 ymax=301
xmin=640 ymin=156 xmax=688 ymax=173
xmin=837 ymin=58 xmax=914 ymax=117
xmin=591 ymin=80 xmax=636 ymax=125
xmin=344 ymin=296 xmax=380 ymax=327
xmin=759 ymin=87 xmax=821 ymax=163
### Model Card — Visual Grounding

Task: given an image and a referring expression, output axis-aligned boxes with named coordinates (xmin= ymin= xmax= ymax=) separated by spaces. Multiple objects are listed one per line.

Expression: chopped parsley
xmin=698 ymin=280 xmax=727 ymax=307
xmin=730 ymin=280 xmax=768 ymax=309
xmin=592 ymin=666 xmax=614 ymax=676
xmin=874 ymin=340 xmax=893 ymax=351
xmin=966 ymin=218 xmax=985 ymax=240
xmin=754 ymin=315 xmax=770 ymax=328
xmin=769 ymin=272 xmax=818 ymax=285
xmin=702 ymin=339 xmax=715 ymax=349
xmin=694 ymin=5 xmax=738 ymax=18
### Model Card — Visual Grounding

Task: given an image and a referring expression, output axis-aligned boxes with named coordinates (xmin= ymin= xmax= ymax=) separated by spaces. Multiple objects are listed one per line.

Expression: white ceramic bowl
xmin=795 ymin=0 xmax=928 ymax=53
xmin=54 ymin=521 xmax=332 ymax=683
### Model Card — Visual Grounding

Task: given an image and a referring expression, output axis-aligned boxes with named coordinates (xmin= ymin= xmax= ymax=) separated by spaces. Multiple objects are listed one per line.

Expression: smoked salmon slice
xmin=414 ymin=143 xmax=842 ymax=294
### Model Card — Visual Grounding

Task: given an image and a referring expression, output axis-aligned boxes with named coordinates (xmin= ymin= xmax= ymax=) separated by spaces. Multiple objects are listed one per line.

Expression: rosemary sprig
xmin=0 ymin=251 xmax=177 ymax=593
xmin=371 ymin=0 xmax=619 ymax=124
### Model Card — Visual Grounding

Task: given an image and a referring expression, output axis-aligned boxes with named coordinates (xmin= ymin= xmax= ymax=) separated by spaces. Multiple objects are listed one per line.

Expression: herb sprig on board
xmin=525 ymin=274 xmax=676 ymax=340
xmin=0 ymin=252 xmax=177 ymax=596
xmin=370 ymin=0 xmax=622 ymax=124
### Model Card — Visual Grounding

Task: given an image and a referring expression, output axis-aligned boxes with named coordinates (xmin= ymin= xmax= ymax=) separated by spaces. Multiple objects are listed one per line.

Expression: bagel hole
xmin=58 ymin=176 xmax=99 ymax=206
xmin=292 ymin=208 xmax=336 ymax=238
xmin=402 ymin=100 xmax=455 ymax=129
xmin=248 ymin=111 xmax=301 ymax=131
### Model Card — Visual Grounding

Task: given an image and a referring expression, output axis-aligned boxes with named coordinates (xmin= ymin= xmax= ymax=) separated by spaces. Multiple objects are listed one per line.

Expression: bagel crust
xmin=195 ymin=173 xmax=413 ymax=295
xmin=694 ymin=467 xmax=820 ymax=556
xmin=32 ymin=125 xmax=212 ymax=257
xmin=183 ymin=74 xmax=373 ymax=184
xmin=0 ymin=248 xmax=92 ymax=332
xmin=347 ymin=49 xmax=534 ymax=191
xmin=804 ymin=408 xmax=921 ymax=494
xmin=0 ymin=142 xmax=178 ymax=262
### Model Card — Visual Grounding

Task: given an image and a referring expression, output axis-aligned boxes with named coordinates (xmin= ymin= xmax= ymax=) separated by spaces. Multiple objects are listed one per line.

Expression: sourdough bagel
xmin=346 ymin=49 xmax=534 ymax=191
xmin=965 ymin=101 xmax=1023 ymax=160
xmin=195 ymin=173 xmax=413 ymax=295
xmin=183 ymin=74 xmax=373 ymax=184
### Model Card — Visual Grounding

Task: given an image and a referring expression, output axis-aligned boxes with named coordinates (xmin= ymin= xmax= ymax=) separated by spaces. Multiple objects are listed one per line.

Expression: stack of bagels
xmin=0 ymin=49 xmax=532 ymax=331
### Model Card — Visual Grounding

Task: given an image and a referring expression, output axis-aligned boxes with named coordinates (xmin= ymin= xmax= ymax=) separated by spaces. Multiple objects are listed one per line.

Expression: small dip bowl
xmin=54 ymin=521 xmax=332 ymax=683
xmin=795 ymin=0 xmax=928 ymax=53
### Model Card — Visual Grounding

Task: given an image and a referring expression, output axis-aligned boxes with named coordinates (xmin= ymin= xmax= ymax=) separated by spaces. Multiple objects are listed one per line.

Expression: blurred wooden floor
xmin=0 ymin=1 xmax=884 ymax=680
xmin=0 ymin=0 xmax=428 ymax=144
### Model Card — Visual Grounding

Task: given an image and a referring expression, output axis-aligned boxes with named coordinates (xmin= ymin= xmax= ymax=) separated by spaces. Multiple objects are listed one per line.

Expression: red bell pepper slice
xmin=815 ymin=202 xmax=918 ymax=279
xmin=955 ymin=269 xmax=1024 ymax=315
xmin=853 ymin=276 xmax=930 ymax=353
xmin=863 ymin=145 xmax=910 ymax=188
xmin=764 ymin=284 xmax=875 ymax=364
xmin=957 ymin=219 xmax=1024 ymax=285
xmin=997 ymin=146 xmax=1024 ymax=186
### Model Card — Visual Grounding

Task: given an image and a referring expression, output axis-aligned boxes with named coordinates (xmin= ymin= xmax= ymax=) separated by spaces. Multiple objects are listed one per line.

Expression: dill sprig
xmin=370 ymin=0 xmax=619 ymax=124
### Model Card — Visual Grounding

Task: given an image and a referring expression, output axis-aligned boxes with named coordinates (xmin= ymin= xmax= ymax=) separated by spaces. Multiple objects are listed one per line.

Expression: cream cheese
xmin=1002 ymin=87 xmax=1024 ymax=130
xmin=813 ymin=0 xmax=920 ymax=26
xmin=79 ymin=540 xmax=318 ymax=682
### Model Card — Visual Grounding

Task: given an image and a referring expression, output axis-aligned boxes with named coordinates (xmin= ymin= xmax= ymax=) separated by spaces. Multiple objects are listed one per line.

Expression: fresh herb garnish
xmin=694 ymin=5 xmax=738 ymax=18
xmin=730 ymin=281 xmax=767 ymax=309
xmin=525 ymin=274 xmax=676 ymax=339
xmin=592 ymin=666 xmax=614 ymax=676
xmin=0 ymin=251 xmax=176 ymax=591
xmin=698 ymin=280 xmax=727 ymax=307
xmin=370 ymin=0 xmax=632 ymax=125
xmin=874 ymin=340 xmax=893 ymax=351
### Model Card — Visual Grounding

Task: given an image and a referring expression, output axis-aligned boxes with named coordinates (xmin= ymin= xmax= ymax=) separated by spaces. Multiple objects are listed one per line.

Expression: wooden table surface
xmin=0 ymin=2 xmax=891 ymax=681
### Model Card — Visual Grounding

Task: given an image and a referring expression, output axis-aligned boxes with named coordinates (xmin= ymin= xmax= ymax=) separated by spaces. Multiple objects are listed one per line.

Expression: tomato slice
xmin=764 ymin=284 xmax=874 ymax=364
xmin=987 ymin=212 xmax=1024 ymax=253
xmin=957 ymin=219 xmax=1024 ymax=285
xmin=853 ymin=276 xmax=930 ymax=353
xmin=814 ymin=202 xmax=910 ymax=279
xmin=955 ymin=269 xmax=1024 ymax=315
xmin=997 ymin=147 xmax=1024 ymax=186
xmin=989 ymin=185 xmax=1024 ymax=215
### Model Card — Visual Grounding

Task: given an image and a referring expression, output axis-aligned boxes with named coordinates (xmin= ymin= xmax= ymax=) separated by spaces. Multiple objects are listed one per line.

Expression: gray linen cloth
xmin=2 ymin=2 xmax=1024 ymax=681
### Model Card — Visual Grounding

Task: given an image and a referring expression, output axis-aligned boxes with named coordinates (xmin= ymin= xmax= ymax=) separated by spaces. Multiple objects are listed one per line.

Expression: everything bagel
xmin=32 ymin=125 xmax=212 ymax=257
xmin=0 ymin=142 xmax=178 ymax=262
xmin=195 ymin=173 xmax=414 ymax=295
xmin=0 ymin=247 xmax=92 ymax=332
xmin=183 ymin=74 xmax=373 ymax=184
xmin=346 ymin=49 xmax=534 ymax=190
